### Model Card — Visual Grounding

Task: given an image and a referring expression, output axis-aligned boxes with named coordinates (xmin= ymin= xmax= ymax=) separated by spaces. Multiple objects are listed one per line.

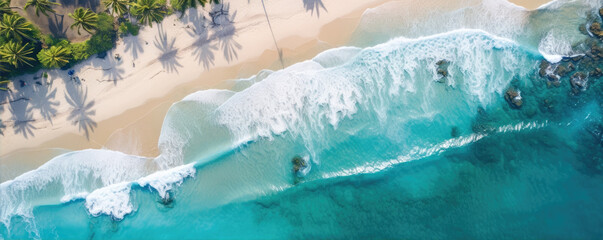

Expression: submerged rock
xmin=292 ymin=155 xmax=310 ymax=184
xmin=571 ymin=55 xmax=584 ymax=62
xmin=539 ymin=60 xmax=551 ymax=77
xmin=590 ymin=68 xmax=603 ymax=78
xmin=450 ymin=126 xmax=460 ymax=138
xmin=580 ymin=24 xmax=589 ymax=35
xmin=570 ymin=72 xmax=588 ymax=92
xmin=504 ymin=87 xmax=523 ymax=109
xmin=435 ymin=59 xmax=450 ymax=80
xmin=589 ymin=22 xmax=603 ymax=38
xmin=437 ymin=68 xmax=448 ymax=77
xmin=555 ymin=65 xmax=569 ymax=77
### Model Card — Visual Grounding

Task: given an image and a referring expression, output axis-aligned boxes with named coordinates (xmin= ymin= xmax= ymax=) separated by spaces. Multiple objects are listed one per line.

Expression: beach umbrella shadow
xmin=303 ymin=0 xmax=327 ymax=18
xmin=154 ymin=24 xmax=183 ymax=73
xmin=64 ymin=84 xmax=97 ymax=139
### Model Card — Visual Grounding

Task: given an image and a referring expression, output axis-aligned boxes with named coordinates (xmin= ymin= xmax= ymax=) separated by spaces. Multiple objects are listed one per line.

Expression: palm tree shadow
xmin=0 ymin=119 xmax=5 ymax=136
xmin=184 ymin=9 xmax=217 ymax=70
xmin=47 ymin=14 xmax=67 ymax=38
xmin=303 ymin=0 xmax=327 ymax=18
xmin=154 ymin=25 xmax=182 ymax=73
xmin=210 ymin=4 xmax=241 ymax=63
xmin=64 ymin=84 xmax=97 ymax=139
xmin=101 ymin=56 xmax=125 ymax=85
xmin=9 ymin=91 xmax=36 ymax=139
xmin=30 ymin=82 xmax=59 ymax=125
xmin=123 ymin=35 xmax=144 ymax=59
xmin=0 ymin=89 xmax=7 ymax=136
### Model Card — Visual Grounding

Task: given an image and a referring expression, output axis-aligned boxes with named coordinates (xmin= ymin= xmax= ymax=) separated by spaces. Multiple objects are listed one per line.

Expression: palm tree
xmin=130 ymin=0 xmax=165 ymax=27
xmin=24 ymin=0 xmax=60 ymax=17
xmin=0 ymin=77 xmax=9 ymax=91
xmin=68 ymin=7 xmax=98 ymax=35
xmin=0 ymin=61 xmax=9 ymax=72
xmin=37 ymin=45 xmax=71 ymax=68
xmin=173 ymin=0 xmax=217 ymax=16
xmin=103 ymin=0 xmax=128 ymax=17
xmin=0 ymin=0 xmax=15 ymax=16
xmin=0 ymin=41 xmax=35 ymax=67
xmin=0 ymin=14 xmax=35 ymax=42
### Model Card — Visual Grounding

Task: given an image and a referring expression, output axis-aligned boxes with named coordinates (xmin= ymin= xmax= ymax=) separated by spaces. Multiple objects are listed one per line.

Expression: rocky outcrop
xmin=570 ymin=72 xmax=588 ymax=93
xmin=590 ymin=22 xmax=603 ymax=38
xmin=435 ymin=59 xmax=450 ymax=80
xmin=504 ymin=87 xmax=523 ymax=109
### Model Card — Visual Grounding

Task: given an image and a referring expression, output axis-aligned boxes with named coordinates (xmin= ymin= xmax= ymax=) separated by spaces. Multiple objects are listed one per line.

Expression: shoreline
xmin=0 ymin=0 xmax=393 ymax=181
xmin=0 ymin=0 xmax=552 ymax=182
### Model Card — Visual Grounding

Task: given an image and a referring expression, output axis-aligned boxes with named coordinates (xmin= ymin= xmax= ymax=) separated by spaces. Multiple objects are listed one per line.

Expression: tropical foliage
xmin=0 ymin=41 xmax=35 ymax=67
xmin=24 ymin=0 xmax=60 ymax=17
xmin=68 ymin=7 xmax=98 ymax=35
xmin=172 ymin=0 xmax=218 ymax=16
xmin=0 ymin=77 xmax=9 ymax=90
xmin=0 ymin=0 xmax=219 ymax=85
xmin=0 ymin=0 xmax=14 ymax=16
xmin=103 ymin=0 xmax=129 ymax=17
xmin=37 ymin=45 xmax=71 ymax=68
xmin=130 ymin=0 xmax=166 ymax=26
xmin=0 ymin=14 xmax=35 ymax=42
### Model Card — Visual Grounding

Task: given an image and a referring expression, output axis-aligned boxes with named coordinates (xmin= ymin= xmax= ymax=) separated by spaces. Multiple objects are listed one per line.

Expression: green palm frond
xmin=0 ymin=77 xmax=10 ymax=91
xmin=0 ymin=41 xmax=35 ymax=67
xmin=103 ymin=0 xmax=129 ymax=17
xmin=37 ymin=45 xmax=71 ymax=68
xmin=68 ymin=7 xmax=98 ymax=35
xmin=0 ymin=0 xmax=15 ymax=16
xmin=0 ymin=14 xmax=35 ymax=42
xmin=24 ymin=0 xmax=60 ymax=17
xmin=130 ymin=0 xmax=165 ymax=27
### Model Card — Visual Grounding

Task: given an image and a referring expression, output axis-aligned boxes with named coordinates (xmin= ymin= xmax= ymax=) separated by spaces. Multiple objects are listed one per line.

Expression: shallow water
xmin=2 ymin=0 xmax=603 ymax=239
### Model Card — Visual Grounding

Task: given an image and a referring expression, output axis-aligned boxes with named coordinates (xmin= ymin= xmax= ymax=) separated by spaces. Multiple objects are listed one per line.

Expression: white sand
xmin=0 ymin=0 xmax=392 ymax=156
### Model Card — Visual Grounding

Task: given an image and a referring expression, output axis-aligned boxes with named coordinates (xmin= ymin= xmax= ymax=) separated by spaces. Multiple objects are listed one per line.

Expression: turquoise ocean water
xmin=2 ymin=0 xmax=603 ymax=239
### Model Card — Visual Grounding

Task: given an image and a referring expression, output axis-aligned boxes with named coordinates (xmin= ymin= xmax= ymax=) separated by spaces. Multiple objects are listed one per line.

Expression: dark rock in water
xmin=571 ymin=55 xmax=584 ymax=62
xmin=539 ymin=60 xmax=550 ymax=77
xmin=567 ymin=62 xmax=575 ymax=71
xmin=435 ymin=59 xmax=450 ymax=79
xmin=292 ymin=155 xmax=310 ymax=184
xmin=580 ymin=24 xmax=589 ymax=35
xmin=437 ymin=68 xmax=448 ymax=77
xmin=451 ymin=126 xmax=460 ymax=138
xmin=589 ymin=22 xmax=603 ymax=38
xmin=292 ymin=156 xmax=307 ymax=173
xmin=600 ymin=8 xmax=603 ymax=19
xmin=159 ymin=193 xmax=175 ymax=208
xmin=546 ymin=73 xmax=559 ymax=83
xmin=504 ymin=87 xmax=523 ymax=108
xmin=590 ymin=68 xmax=603 ymax=78
xmin=555 ymin=65 xmax=569 ymax=77
xmin=570 ymin=72 xmax=588 ymax=92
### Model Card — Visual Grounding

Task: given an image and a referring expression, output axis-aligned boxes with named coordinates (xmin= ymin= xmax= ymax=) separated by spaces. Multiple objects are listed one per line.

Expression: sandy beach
xmin=0 ymin=0 xmax=552 ymax=182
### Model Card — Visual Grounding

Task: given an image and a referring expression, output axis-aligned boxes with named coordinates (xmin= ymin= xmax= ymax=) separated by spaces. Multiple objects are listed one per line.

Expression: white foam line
xmin=322 ymin=121 xmax=549 ymax=179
